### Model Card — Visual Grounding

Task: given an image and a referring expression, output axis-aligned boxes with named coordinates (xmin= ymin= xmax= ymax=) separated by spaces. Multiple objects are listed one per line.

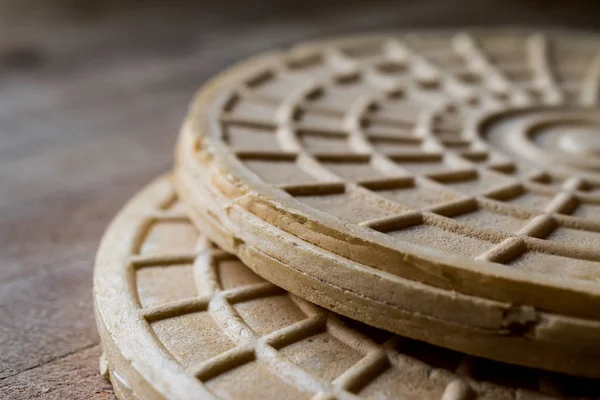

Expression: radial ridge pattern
xmin=176 ymin=31 xmax=600 ymax=375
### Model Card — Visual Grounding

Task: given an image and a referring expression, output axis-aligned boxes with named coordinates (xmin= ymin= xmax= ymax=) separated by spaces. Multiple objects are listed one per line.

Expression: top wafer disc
xmin=176 ymin=30 xmax=600 ymax=375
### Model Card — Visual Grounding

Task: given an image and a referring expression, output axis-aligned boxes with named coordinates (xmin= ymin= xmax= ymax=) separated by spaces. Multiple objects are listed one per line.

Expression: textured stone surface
xmin=0 ymin=346 xmax=113 ymax=400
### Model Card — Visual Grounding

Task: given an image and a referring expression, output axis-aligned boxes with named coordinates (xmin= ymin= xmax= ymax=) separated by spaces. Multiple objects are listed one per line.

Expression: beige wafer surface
xmin=175 ymin=30 xmax=600 ymax=375
xmin=94 ymin=175 xmax=600 ymax=400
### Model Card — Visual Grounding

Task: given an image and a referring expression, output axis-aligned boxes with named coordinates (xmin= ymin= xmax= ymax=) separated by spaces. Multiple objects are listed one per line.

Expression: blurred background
xmin=2 ymin=1 xmax=600 ymax=398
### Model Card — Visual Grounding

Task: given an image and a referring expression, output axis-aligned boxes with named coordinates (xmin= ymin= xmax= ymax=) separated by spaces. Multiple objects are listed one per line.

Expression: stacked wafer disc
xmin=95 ymin=30 xmax=600 ymax=399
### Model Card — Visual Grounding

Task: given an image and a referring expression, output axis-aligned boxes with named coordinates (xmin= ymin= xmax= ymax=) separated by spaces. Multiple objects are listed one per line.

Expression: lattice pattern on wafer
xmin=96 ymin=176 xmax=600 ymax=400
xmin=179 ymin=31 xmax=600 ymax=309
xmin=214 ymin=32 xmax=600 ymax=281
xmin=174 ymin=31 xmax=600 ymax=375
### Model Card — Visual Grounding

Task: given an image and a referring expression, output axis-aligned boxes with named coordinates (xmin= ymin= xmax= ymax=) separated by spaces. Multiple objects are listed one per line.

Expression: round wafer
xmin=176 ymin=30 xmax=600 ymax=375
xmin=95 ymin=175 xmax=600 ymax=399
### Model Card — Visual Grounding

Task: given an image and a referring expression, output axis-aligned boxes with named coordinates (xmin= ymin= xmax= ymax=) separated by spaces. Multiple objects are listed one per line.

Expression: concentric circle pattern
xmin=176 ymin=31 xmax=600 ymax=374
xmin=94 ymin=176 xmax=600 ymax=400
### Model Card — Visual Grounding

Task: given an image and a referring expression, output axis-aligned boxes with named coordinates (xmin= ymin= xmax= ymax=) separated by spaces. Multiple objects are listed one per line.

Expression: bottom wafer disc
xmin=94 ymin=175 xmax=600 ymax=400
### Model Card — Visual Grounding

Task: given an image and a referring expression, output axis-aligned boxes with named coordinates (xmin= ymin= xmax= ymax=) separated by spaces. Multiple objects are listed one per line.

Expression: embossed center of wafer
xmin=479 ymin=107 xmax=600 ymax=176
xmin=556 ymin=126 xmax=600 ymax=156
